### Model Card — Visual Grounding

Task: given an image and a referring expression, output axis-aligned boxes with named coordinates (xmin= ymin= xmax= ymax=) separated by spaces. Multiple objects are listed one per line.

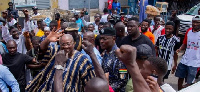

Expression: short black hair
xmin=50 ymin=20 xmax=58 ymax=26
xmin=104 ymin=22 xmax=112 ymax=27
xmin=142 ymin=19 xmax=151 ymax=25
xmin=147 ymin=57 xmax=168 ymax=76
xmin=95 ymin=13 xmax=102 ymax=18
xmin=99 ymin=22 xmax=105 ymax=26
xmin=128 ymin=16 xmax=139 ymax=25
xmin=55 ymin=13 xmax=60 ymax=18
xmin=9 ymin=26 xmax=16 ymax=32
xmin=8 ymin=2 xmax=13 ymax=5
xmin=165 ymin=21 xmax=175 ymax=28
xmin=103 ymin=8 xmax=109 ymax=13
xmin=88 ymin=23 xmax=94 ymax=27
xmin=31 ymin=36 xmax=41 ymax=42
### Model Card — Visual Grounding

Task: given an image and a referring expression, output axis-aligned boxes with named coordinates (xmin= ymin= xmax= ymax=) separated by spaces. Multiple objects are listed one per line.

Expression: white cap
xmin=44 ymin=26 xmax=50 ymax=31
xmin=192 ymin=15 xmax=200 ymax=21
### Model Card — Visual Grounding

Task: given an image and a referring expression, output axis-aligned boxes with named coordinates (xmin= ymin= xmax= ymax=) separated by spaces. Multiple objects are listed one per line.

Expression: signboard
xmin=0 ymin=0 xmax=10 ymax=16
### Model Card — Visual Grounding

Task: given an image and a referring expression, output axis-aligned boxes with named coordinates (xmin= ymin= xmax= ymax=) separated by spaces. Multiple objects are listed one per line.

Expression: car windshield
xmin=185 ymin=3 xmax=200 ymax=15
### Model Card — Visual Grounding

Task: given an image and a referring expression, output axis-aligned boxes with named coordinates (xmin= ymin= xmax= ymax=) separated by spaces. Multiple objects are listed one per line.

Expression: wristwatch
xmin=54 ymin=65 xmax=65 ymax=70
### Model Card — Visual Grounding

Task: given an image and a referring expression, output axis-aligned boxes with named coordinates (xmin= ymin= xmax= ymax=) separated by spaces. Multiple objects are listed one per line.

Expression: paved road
xmin=164 ymin=52 xmax=200 ymax=91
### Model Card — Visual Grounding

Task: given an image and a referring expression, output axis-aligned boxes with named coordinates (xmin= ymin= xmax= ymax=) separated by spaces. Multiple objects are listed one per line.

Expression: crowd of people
xmin=0 ymin=1 xmax=200 ymax=92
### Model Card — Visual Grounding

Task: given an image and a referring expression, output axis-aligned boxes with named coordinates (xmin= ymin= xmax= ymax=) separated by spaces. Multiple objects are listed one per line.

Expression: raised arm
xmin=82 ymin=41 xmax=107 ymax=80
xmin=40 ymin=28 xmax=63 ymax=53
xmin=53 ymin=50 xmax=68 ymax=92
xmin=115 ymin=45 xmax=151 ymax=92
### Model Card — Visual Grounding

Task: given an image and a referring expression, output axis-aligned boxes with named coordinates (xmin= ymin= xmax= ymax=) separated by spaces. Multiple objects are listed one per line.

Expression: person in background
xmin=2 ymin=26 xmax=32 ymax=54
xmin=93 ymin=13 xmax=102 ymax=34
xmin=74 ymin=12 xmax=84 ymax=33
xmin=31 ymin=7 xmax=40 ymax=17
xmin=2 ymin=40 xmax=38 ymax=92
xmin=140 ymin=19 xmax=155 ymax=44
xmin=0 ymin=65 xmax=20 ymax=92
xmin=149 ymin=16 xmax=165 ymax=43
xmin=64 ymin=22 xmax=82 ymax=51
xmin=35 ymin=21 xmax=46 ymax=37
xmin=156 ymin=21 xmax=180 ymax=81
xmin=198 ymin=8 xmax=200 ymax=15
xmin=95 ymin=22 xmax=105 ymax=54
xmin=112 ymin=0 xmax=121 ymax=14
xmin=168 ymin=10 xmax=180 ymax=36
xmin=41 ymin=26 xmax=50 ymax=42
xmin=101 ymin=8 xmax=110 ymax=22
xmin=139 ymin=0 xmax=148 ymax=23
xmin=120 ymin=17 xmax=156 ymax=56
xmin=87 ymin=24 xmax=97 ymax=37
xmin=49 ymin=20 xmax=58 ymax=31
xmin=100 ymin=27 xmax=128 ymax=91
xmin=7 ymin=14 xmax=17 ymax=27
xmin=55 ymin=13 xmax=61 ymax=29
xmin=175 ymin=16 xmax=200 ymax=90
xmin=107 ymin=14 xmax=112 ymax=22
xmin=115 ymin=22 xmax=125 ymax=47
xmin=26 ymin=36 xmax=45 ymax=78
xmin=7 ymin=2 xmax=19 ymax=20
xmin=108 ymin=0 xmax=113 ymax=14
xmin=81 ymin=31 xmax=102 ymax=65
xmin=1 ymin=10 xmax=8 ymax=21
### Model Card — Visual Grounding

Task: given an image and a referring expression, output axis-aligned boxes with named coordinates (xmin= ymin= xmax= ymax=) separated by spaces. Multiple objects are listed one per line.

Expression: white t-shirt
xmin=180 ymin=28 xmax=200 ymax=67
xmin=100 ymin=14 xmax=109 ymax=22
xmin=149 ymin=25 xmax=165 ymax=43
xmin=8 ymin=18 xmax=17 ymax=26
xmin=160 ymin=83 xmax=176 ymax=92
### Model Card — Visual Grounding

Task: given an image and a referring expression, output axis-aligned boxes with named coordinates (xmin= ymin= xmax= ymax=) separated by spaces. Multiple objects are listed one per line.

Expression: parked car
xmin=177 ymin=3 xmax=200 ymax=35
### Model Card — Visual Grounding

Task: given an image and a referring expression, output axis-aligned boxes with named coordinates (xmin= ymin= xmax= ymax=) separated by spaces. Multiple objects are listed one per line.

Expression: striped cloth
xmin=26 ymin=45 xmax=95 ymax=92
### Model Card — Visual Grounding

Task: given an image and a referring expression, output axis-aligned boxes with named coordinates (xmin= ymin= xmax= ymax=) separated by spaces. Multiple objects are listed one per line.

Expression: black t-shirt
xmin=2 ymin=52 xmax=33 ymax=85
xmin=168 ymin=16 xmax=180 ymax=35
xmin=120 ymin=34 xmax=156 ymax=56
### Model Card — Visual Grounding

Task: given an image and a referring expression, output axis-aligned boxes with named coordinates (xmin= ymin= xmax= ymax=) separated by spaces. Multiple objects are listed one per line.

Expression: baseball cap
xmin=136 ymin=44 xmax=152 ymax=60
xmin=100 ymin=27 xmax=116 ymax=36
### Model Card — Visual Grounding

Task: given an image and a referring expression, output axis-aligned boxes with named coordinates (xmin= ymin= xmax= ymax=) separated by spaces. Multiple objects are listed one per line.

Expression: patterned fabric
xmin=156 ymin=35 xmax=180 ymax=70
xmin=102 ymin=44 xmax=128 ymax=92
xmin=26 ymin=45 xmax=95 ymax=92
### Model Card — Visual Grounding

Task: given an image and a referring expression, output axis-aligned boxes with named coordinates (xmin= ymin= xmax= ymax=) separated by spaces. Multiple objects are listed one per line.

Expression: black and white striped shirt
xmin=156 ymin=35 xmax=180 ymax=70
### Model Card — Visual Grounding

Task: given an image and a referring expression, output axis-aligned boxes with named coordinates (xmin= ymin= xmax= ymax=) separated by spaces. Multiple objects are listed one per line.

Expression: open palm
xmin=47 ymin=28 xmax=64 ymax=42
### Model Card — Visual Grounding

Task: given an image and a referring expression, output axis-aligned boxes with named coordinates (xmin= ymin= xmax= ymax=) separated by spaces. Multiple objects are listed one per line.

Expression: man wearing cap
xmin=7 ymin=2 xmax=19 ymax=20
xmin=64 ymin=22 xmax=82 ymax=51
xmin=32 ymin=6 xmax=40 ymax=17
xmin=74 ymin=12 xmax=84 ymax=33
xmin=175 ymin=16 xmax=200 ymax=90
xmin=100 ymin=27 xmax=128 ymax=92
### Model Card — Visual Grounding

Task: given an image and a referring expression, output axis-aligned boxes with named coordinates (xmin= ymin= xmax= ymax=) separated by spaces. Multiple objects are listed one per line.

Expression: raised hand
xmin=55 ymin=50 xmax=68 ymax=67
xmin=23 ymin=31 xmax=30 ymax=38
xmin=115 ymin=45 xmax=137 ymax=65
xmin=46 ymin=27 xmax=64 ymax=42
xmin=82 ymin=41 xmax=94 ymax=55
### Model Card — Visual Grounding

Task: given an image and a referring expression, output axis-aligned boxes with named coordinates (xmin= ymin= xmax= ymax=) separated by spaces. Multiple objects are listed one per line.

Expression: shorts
xmin=175 ymin=63 xmax=198 ymax=84
xmin=163 ymin=70 xmax=171 ymax=79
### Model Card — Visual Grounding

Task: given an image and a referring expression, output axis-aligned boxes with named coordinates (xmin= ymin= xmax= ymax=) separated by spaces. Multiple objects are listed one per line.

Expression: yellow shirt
xmin=36 ymin=29 xmax=44 ymax=37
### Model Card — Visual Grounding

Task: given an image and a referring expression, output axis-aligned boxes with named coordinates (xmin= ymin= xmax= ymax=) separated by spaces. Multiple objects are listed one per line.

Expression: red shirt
xmin=108 ymin=0 xmax=113 ymax=9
